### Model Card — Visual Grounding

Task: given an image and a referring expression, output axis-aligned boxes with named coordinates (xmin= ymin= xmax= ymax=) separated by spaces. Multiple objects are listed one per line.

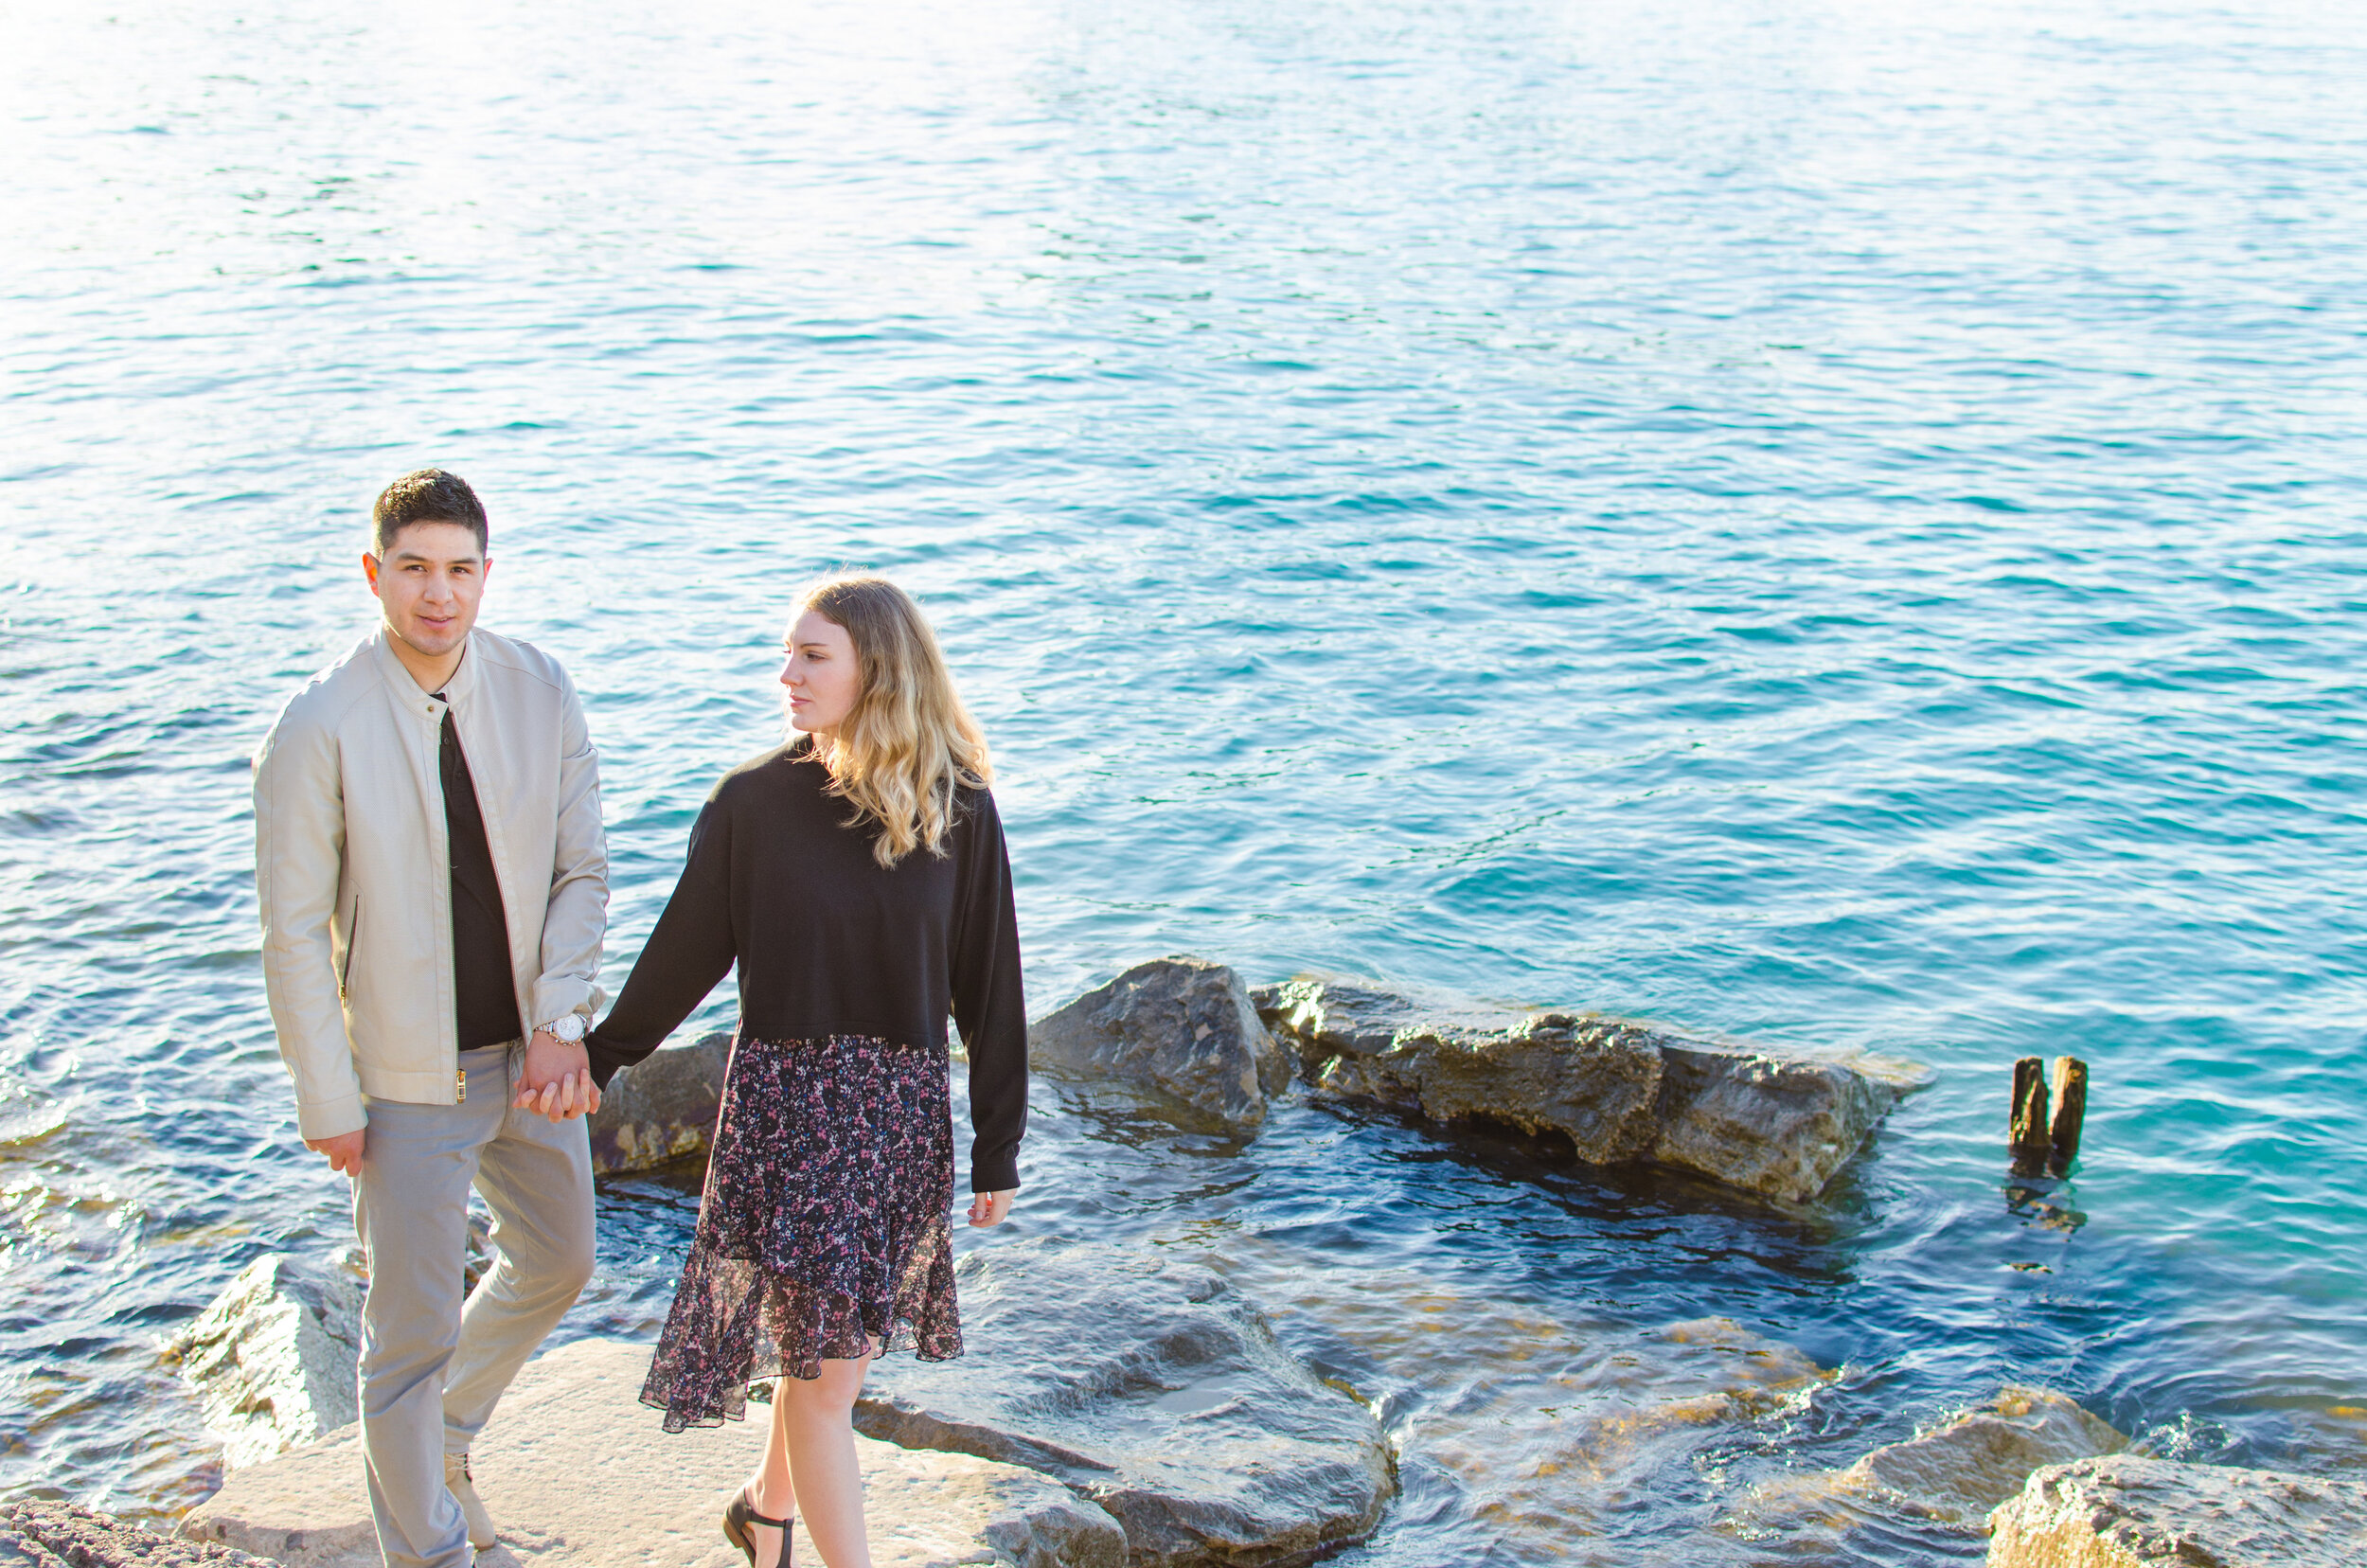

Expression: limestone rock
xmin=1985 ymin=1454 xmax=2367 ymax=1568
xmin=1264 ymin=979 xmax=1520 ymax=1060
xmin=180 ymin=1337 xmax=1125 ymax=1568
xmin=586 ymin=1033 xmax=732 ymax=1174
xmin=857 ymin=1239 xmax=1394 ymax=1566
xmin=1650 ymin=1043 xmax=1894 ymax=1206
xmin=1029 ymin=958 xmax=1291 ymax=1129
xmin=0 ymin=1502 xmax=280 ymax=1567
xmin=1223 ymin=1256 xmax=1836 ymax=1560
xmin=168 ymin=1256 xmax=364 ymax=1470
xmin=1269 ymin=977 xmax=1900 ymax=1202
xmin=1338 ymin=1010 xmax=1667 ymax=1165
xmin=1836 ymin=1387 xmax=2125 ymax=1525
xmin=1739 ymin=1387 xmax=2125 ymax=1541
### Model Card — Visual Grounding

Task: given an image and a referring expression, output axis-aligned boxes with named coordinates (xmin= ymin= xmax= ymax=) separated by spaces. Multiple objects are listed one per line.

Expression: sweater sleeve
xmin=952 ymin=788 xmax=1027 ymax=1192
xmin=586 ymin=786 xmax=737 ymax=1087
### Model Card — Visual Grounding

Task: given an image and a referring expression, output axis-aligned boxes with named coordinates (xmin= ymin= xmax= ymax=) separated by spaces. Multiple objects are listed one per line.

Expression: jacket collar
xmin=368 ymin=624 xmax=481 ymax=706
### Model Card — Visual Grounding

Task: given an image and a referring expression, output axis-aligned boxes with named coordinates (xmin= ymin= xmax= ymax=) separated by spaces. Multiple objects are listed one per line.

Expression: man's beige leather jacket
xmin=253 ymin=626 xmax=608 ymax=1139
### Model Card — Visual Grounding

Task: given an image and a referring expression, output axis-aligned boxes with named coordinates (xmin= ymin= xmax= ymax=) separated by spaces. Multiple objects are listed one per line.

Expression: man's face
xmin=363 ymin=521 xmax=489 ymax=658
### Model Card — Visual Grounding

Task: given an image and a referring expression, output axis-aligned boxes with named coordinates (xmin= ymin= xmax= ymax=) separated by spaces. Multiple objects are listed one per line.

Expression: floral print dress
xmin=640 ymin=1033 xmax=962 ymax=1430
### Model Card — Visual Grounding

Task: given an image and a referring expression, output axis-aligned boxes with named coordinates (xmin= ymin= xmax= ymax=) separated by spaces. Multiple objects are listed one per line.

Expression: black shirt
xmin=435 ymin=694 xmax=520 ymax=1050
xmin=585 ymin=739 xmax=1028 ymax=1192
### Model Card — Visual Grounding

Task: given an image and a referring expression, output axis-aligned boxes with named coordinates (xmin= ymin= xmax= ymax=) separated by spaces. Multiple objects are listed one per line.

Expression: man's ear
xmin=363 ymin=552 xmax=383 ymax=595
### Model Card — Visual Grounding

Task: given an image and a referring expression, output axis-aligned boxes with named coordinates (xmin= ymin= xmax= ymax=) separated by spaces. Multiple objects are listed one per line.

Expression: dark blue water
xmin=3 ymin=0 xmax=2363 ymax=1558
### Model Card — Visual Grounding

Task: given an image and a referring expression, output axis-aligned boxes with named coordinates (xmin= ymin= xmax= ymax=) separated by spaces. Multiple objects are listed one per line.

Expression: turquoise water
xmin=3 ymin=0 xmax=2364 ymax=1557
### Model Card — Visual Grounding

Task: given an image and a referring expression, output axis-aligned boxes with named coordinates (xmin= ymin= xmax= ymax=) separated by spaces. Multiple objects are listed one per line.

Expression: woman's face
xmin=780 ymin=610 xmax=862 ymax=737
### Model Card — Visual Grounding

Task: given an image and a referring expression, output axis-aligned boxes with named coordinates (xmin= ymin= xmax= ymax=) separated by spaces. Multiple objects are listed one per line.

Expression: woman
xmin=585 ymin=576 xmax=1027 ymax=1568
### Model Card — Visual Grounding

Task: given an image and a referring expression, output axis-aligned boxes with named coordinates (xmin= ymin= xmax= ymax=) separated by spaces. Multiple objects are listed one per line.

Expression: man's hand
xmin=514 ymin=1026 xmax=599 ymax=1121
xmin=967 ymin=1188 xmax=1016 ymax=1228
xmin=306 ymin=1129 xmax=365 ymax=1176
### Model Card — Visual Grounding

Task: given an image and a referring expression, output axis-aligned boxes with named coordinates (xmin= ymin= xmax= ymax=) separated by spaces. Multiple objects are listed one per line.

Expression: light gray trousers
xmin=352 ymin=1042 xmax=596 ymax=1568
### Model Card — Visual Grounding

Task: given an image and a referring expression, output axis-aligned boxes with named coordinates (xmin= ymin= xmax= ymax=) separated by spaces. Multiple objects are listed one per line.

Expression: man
xmin=253 ymin=469 xmax=607 ymax=1567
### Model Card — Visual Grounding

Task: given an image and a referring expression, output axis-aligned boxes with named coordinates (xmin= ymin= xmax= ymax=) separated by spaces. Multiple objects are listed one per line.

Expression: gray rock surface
xmin=168 ymin=1256 xmax=365 ymax=1470
xmin=1836 ymin=1387 xmax=2125 ymax=1526
xmin=1 ymin=1503 xmax=280 ymax=1567
xmin=1652 ymin=1042 xmax=1896 ymax=1209
xmin=857 ymin=1239 xmax=1395 ymax=1567
xmin=181 ymin=1337 xmax=1125 ymax=1568
xmin=585 ymin=1032 xmax=732 ymax=1174
xmin=1986 ymin=1454 xmax=2367 ymax=1568
xmin=1736 ymin=1387 xmax=2125 ymax=1542
xmin=1415 ymin=1311 xmax=1835 ymax=1549
xmin=1029 ymin=958 xmax=1291 ymax=1129
xmin=1988 ymin=1458 xmax=2358 ymax=1568
xmin=1267 ymin=977 xmax=1902 ymax=1202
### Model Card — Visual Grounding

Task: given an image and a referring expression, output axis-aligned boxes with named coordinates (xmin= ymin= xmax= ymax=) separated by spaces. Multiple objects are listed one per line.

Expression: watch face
xmin=554 ymin=1015 xmax=585 ymax=1042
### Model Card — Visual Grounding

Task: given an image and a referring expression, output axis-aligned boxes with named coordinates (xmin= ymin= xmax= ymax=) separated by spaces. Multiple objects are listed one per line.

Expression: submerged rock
xmin=181 ymin=1337 xmax=1123 ymax=1568
xmin=585 ymin=1032 xmax=731 ymax=1174
xmin=1 ymin=1502 xmax=280 ymax=1567
xmin=1029 ymin=957 xmax=1291 ymax=1129
xmin=857 ymin=1238 xmax=1395 ymax=1567
xmin=1418 ymin=1312 xmax=1834 ymax=1548
xmin=1267 ymin=977 xmax=1903 ymax=1201
xmin=1837 ymin=1387 xmax=2126 ymax=1526
xmin=1985 ymin=1454 xmax=2367 ymax=1568
xmin=1737 ymin=1386 xmax=2126 ymax=1545
xmin=168 ymin=1256 xmax=364 ymax=1470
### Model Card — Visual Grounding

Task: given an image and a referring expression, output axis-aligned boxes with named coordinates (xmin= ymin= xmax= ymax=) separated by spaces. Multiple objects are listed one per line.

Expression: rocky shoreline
xmin=56 ymin=957 xmax=2366 ymax=1564
xmin=593 ymin=957 xmax=1927 ymax=1203
xmin=161 ymin=1249 xmax=2367 ymax=1567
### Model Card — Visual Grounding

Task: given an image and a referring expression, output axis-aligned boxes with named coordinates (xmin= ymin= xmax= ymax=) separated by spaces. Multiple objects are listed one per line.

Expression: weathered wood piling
xmin=2008 ymin=1055 xmax=2089 ymax=1176
xmin=2010 ymin=1057 xmax=2052 ymax=1174
xmin=2048 ymin=1056 xmax=2088 ymax=1175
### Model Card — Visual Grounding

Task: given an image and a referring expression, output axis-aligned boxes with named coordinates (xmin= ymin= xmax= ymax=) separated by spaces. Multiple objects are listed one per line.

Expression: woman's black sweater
xmin=586 ymin=740 xmax=1027 ymax=1192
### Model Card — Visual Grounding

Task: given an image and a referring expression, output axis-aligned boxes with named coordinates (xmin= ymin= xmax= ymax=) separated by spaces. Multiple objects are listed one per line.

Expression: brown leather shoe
xmin=721 ymin=1487 xmax=792 ymax=1567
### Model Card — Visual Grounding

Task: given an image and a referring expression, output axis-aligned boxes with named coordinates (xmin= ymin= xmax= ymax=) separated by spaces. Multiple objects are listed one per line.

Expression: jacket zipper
xmin=337 ymin=898 xmax=362 ymax=1001
xmin=455 ymin=1067 xmax=467 ymax=1104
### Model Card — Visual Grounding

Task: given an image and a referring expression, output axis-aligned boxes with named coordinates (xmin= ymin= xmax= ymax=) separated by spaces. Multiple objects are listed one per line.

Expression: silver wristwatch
xmin=539 ymin=1012 xmax=587 ymax=1044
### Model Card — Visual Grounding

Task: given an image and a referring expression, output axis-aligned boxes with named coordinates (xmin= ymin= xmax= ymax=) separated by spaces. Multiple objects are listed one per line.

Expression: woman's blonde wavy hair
xmin=792 ymin=575 xmax=992 ymax=866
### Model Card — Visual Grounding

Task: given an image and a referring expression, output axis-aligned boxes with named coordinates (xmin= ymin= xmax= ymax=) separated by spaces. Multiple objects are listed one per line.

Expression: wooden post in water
xmin=2048 ymin=1057 xmax=2088 ymax=1175
xmin=2009 ymin=1057 xmax=2051 ymax=1175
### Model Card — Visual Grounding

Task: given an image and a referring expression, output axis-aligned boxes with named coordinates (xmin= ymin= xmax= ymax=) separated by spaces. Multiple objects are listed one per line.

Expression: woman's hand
xmin=966 ymin=1188 xmax=1016 ymax=1227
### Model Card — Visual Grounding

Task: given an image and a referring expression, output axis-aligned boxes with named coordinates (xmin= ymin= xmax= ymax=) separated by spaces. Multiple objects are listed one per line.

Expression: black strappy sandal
xmin=721 ymin=1488 xmax=792 ymax=1567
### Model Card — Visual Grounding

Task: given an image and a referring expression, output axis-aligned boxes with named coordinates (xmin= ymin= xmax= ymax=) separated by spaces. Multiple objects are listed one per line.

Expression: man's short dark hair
xmin=372 ymin=469 xmax=489 ymax=558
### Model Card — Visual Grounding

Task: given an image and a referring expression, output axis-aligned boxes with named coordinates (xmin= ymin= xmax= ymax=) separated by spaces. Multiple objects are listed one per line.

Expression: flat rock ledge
xmin=180 ymin=1338 xmax=1125 ymax=1568
xmin=2 ymin=1502 xmax=279 ymax=1568
xmin=859 ymin=1238 xmax=1395 ymax=1567
xmin=1029 ymin=957 xmax=1291 ymax=1130
xmin=1261 ymin=977 xmax=1909 ymax=1202
xmin=1986 ymin=1454 xmax=2367 ymax=1568
xmin=585 ymin=1033 xmax=732 ymax=1174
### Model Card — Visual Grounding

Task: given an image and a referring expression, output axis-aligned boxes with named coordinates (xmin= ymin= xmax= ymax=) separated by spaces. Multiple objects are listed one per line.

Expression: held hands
xmin=514 ymin=1027 xmax=600 ymax=1121
xmin=967 ymin=1189 xmax=1016 ymax=1227
xmin=306 ymin=1129 xmax=366 ymax=1176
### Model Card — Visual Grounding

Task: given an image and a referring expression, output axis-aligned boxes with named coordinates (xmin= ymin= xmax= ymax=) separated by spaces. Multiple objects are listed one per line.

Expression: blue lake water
xmin=2 ymin=0 xmax=2363 ymax=1559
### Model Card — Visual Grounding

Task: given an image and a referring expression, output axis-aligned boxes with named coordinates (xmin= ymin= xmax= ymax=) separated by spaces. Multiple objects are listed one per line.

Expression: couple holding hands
xmin=253 ymin=468 xmax=1027 ymax=1568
